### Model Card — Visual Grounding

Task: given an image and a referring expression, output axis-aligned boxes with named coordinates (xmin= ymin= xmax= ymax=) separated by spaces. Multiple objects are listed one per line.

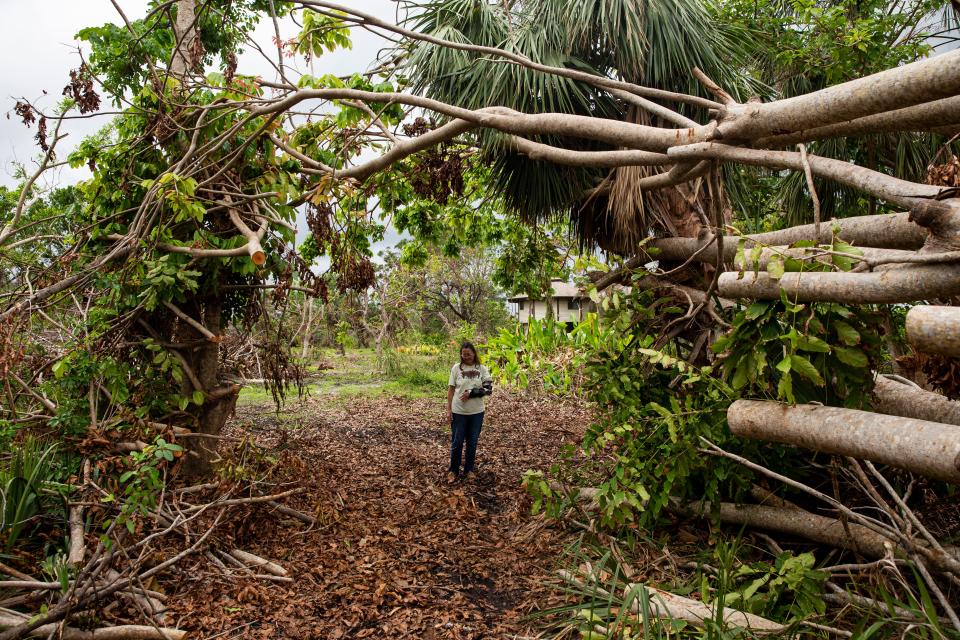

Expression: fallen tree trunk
xmin=714 ymin=48 xmax=960 ymax=141
xmin=657 ymin=241 xmax=920 ymax=269
xmin=906 ymin=306 xmax=960 ymax=358
xmin=650 ymin=212 xmax=926 ymax=265
xmin=757 ymin=95 xmax=960 ymax=147
xmin=622 ymin=581 xmax=784 ymax=631
xmin=728 ymin=400 xmax=960 ymax=483
xmin=703 ymin=502 xmax=892 ymax=558
xmin=872 ymin=375 xmax=960 ymax=427
xmin=717 ymin=265 xmax=960 ymax=303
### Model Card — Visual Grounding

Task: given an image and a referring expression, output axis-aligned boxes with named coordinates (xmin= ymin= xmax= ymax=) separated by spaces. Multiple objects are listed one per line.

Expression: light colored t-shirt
xmin=448 ymin=363 xmax=492 ymax=415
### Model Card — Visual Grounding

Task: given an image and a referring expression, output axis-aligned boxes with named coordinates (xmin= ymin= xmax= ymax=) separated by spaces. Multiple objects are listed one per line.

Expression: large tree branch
xmin=667 ymin=143 xmax=952 ymax=211
xmin=715 ymin=49 xmax=960 ymax=141
xmin=728 ymin=400 xmax=960 ymax=483
xmin=505 ymin=137 xmax=670 ymax=167
xmin=252 ymin=93 xmax=713 ymax=151
xmin=757 ymin=95 xmax=960 ymax=147
xmin=872 ymin=374 xmax=960 ymax=427
xmin=906 ymin=305 xmax=960 ymax=357
xmin=717 ymin=264 xmax=960 ymax=303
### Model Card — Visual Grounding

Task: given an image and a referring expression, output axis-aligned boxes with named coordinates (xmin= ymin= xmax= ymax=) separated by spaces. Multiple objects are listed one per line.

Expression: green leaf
xmin=834 ymin=320 xmax=861 ymax=346
xmin=835 ymin=346 xmax=868 ymax=368
xmin=767 ymin=256 xmax=785 ymax=280
xmin=797 ymin=335 xmax=830 ymax=353
xmin=790 ymin=355 xmax=825 ymax=386
xmin=744 ymin=302 xmax=769 ymax=320
xmin=777 ymin=372 xmax=795 ymax=403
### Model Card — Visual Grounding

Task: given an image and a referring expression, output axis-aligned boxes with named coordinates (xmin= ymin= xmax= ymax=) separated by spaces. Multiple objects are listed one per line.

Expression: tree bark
xmin=872 ymin=375 xmax=960 ymax=427
xmin=299 ymin=298 xmax=313 ymax=359
xmin=170 ymin=0 xmax=199 ymax=78
xmin=660 ymin=212 xmax=927 ymax=260
xmin=728 ymin=400 xmax=960 ymax=483
xmin=715 ymin=48 xmax=960 ymax=141
xmin=683 ymin=501 xmax=892 ymax=559
xmin=906 ymin=306 xmax=960 ymax=358
xmin=182 ymin=298 xmax=237 ymax=478
xmin=717 ymin=265 xmax=960 ymax=303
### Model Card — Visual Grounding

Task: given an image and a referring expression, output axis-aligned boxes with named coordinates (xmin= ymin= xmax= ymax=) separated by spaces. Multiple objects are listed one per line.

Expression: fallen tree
xmin=727 ymin=400 xmax=960 ymax=483
xmin=871 ymin=374 xmax=960 ymax=427
xmin=907 ymin=305 xmax=960 ymax=358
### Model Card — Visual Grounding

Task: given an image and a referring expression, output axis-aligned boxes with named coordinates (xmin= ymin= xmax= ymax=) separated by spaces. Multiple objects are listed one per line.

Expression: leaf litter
xmin=163 ymin=391 xmax=593 ymax=638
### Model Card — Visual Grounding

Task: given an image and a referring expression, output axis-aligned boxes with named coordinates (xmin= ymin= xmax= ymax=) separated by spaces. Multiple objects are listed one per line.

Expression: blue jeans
xmin=450 ymin=412 xmax=484 ymax=474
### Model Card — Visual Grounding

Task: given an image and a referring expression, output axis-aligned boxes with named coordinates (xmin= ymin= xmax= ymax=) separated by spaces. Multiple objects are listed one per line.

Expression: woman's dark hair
xmin=459 ymin=341 xmax=480 ymax=365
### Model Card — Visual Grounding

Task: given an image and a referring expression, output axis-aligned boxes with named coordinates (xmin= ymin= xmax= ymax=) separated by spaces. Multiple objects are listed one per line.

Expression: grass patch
xmin=240 ymin=347 xmax=452 ymax=407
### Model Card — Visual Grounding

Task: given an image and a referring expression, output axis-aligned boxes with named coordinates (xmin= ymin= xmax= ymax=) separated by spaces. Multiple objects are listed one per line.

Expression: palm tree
xmin=397 ymin=0 xmax=760 ymax=252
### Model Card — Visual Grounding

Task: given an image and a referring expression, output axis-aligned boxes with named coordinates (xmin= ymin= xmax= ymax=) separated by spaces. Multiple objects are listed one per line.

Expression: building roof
xmin=507 ymin=280 xmax=585 ymax=302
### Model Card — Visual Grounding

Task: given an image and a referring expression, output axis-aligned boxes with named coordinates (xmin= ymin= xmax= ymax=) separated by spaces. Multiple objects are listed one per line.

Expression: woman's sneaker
xmin=446 ymin=471 xmax=458 ymax=484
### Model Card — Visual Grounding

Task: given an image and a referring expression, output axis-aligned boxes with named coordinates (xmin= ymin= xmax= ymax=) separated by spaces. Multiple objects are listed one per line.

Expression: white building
xmin=507 ymin=281 xmax=587 ymax=329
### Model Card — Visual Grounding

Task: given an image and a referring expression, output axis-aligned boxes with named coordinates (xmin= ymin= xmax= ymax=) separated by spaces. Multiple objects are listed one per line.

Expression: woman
xmin=446 ymin=342 xmax=493 ymax=483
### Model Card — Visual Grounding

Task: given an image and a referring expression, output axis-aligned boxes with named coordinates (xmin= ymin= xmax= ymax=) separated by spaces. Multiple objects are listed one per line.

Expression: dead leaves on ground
xmin=165 ymin=391 xmax=592 ymax=638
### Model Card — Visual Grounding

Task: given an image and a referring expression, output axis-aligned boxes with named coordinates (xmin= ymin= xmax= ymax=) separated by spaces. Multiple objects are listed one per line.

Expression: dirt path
xmin=168 ymin=392 xmax=591 ymax=638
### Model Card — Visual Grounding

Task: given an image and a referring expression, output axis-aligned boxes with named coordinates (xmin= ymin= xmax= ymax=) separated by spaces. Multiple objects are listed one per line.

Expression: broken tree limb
xmin=906 ymin=305 xmax=960 ymax=358
xmin=682 ymin=501 xmax=893 ymax=559
xmin=179 ymin=487 xmax=305 ymax=513
xmin=668 ymin=143 xmax=950 ymax=212
xmin=267 ymin=501 xmax=315 ymax=525
xmin=104 ymin=570 xmax=168 ymax=624
xmin=162 ymin=301 xmax=220 ymax=343
xmin=640 ymin=212 xmax=927 ymax=268
xmin=728 ymin=400 xmax=960 ymax=483
xmin=713 ymin=48 xmax=960 ymax=141
xmin=229 ymin=549 xmax=288 ymax=577
xmin=757 ymin=95 xmax=960 ymax=147
xmin=68 ymin=504 xmax=85 ymax=566
xmin=871 ymin=375 xmax=960 ymax=427
xmin=0 ymin=564 xmax=34 ymax=582
xmin=226 ymin=207 xmax=267 ymax=266
xmin=717 ymin=264 xmax=960 ymax=303
xmin=0 ymin=612 xmax=185 ymax=640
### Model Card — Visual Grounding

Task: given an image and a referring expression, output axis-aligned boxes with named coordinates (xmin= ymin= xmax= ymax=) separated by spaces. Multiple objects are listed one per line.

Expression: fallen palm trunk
xmin=871 ymin=375 xmax=960 ymax=427
xmin=717 ymin=265 xmax=960 ymax=304
xmin=0 ymin=612 xmax=185 ymax=640
xmin=906 ymin=306 xmax=960 ymax=358
xmin=622 ymin=582 xmax=784 ymax=632
xmin=728 ymin=400 xmax=960 ymax=483
xmin=557 ymin=570 xmax=783 ymax=632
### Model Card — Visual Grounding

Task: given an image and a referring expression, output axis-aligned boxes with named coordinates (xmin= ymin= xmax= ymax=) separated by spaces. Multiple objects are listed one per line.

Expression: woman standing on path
xmin=446 ymin=342 xmax=493 ymax=483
